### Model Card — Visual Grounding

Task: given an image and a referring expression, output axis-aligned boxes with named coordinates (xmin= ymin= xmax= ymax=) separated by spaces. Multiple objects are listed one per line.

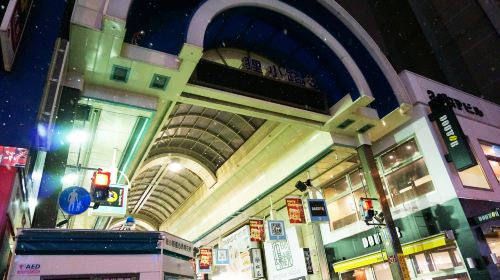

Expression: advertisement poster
xmin=214 ymin=249 xmax=230 ymax=265
xmin=264 ymin=227 xmax=307 ymax=280
xmin=199 ymin=248 xmax=213 ymax=270
xmin=307 ymin=199 xmax=329 ymax=222
xmin=249 ymin=219 xmax=265 ymax=242
xmin=0 ymin=145 xmax=28 ymax=167
xmin=90 ymin=184 xmax=128 ymax=217
xmin=268 ymin=220 xmax=286 ymax=241
xmin=213 ymin=225 xmax=253 ymax=280
xmin=0 ymin=0 xmax=34 ymax=71
xmin=285 ymin=197 xmax=306 ymax=224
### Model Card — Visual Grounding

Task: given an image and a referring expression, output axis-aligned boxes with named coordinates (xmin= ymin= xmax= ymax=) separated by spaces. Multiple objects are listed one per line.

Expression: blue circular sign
xmin=58 ymin=186 xmax=91 ymax=215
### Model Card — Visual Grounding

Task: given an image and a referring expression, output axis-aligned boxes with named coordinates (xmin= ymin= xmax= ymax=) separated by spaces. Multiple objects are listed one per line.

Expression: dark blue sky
xmin=0 ymin=0 xmax=66 ymax=148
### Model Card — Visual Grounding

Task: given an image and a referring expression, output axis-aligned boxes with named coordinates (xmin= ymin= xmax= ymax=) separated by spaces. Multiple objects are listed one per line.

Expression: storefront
xmin=0 ymin=146 xmax=32 ymax=280
xmin=321 ymin=71 xmax=500 ymax=280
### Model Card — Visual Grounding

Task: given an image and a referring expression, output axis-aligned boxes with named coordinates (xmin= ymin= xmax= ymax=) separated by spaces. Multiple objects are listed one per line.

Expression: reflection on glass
xmin=380 ymin=139 xmax=419 ymax=171
xmin=328 ymin=194 xmax=358 ymax=230
xmin=480 ymin=142 xmax=500 ymax=182
xmin=385 ymin=158 xmax=434 ymax=206
xmin=349 ymin=170 xmax=365 ymax=188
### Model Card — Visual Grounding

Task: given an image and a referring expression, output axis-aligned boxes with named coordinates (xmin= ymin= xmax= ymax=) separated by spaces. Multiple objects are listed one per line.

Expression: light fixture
xmin=406 ymin=145 xmax=412 ymax=150
xmin=67 ymin=129 xmax=87 ymax=144
xmin=168 ymin=161 xmax=183 ymax=172
xmin=61 ymin=173 xmax=78 ymax=185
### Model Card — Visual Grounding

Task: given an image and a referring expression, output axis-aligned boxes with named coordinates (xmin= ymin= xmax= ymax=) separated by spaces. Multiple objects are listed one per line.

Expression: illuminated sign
xmin=0 ymin=145 xmax=28 ymax=167
xmin=429 ymin=95 xmax=477 ymax=171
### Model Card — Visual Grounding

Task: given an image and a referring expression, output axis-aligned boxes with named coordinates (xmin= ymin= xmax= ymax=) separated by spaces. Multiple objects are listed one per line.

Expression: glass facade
xmin=324 ymin=168 xmax=366 ymax=230
xmin=339 ymin=245 xmax=469 ymax=280
xmin=378 ymin=139 xmax=435 ymax=207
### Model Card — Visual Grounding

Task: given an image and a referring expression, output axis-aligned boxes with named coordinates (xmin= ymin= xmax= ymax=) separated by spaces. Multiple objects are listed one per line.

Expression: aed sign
xmin=429 ymin=95 xmax=477 ymax=171
xmin=16 ymin=263 xmax=41 ymax=275
xmin=362 ymin=227 xmax=402 ymax=248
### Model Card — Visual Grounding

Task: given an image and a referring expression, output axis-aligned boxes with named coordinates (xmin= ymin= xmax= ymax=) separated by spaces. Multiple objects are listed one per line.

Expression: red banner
xmin=249 ymin=219 xmax=265 ymax=242
xmin=286 ymin=197 xmax=306 ymax=224
xmin=199 ymin=248 xmax=212 ymax=270
xmin=0 ymin=146 xmax=28 ymax=167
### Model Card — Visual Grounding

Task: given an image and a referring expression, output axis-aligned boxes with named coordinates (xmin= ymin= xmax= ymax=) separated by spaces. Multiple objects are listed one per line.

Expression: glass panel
xmin=372 ymin=262 xmax=392 ymax=280
xmin=431 ymin=251 xmax=455 ymax=270
xmin=480 ymin=142 xmax=500 ymax=182
xmin=349 ymin=170 xmax=365 ymax=188
xmin=458 ymin=163 xmax=490 ymax=189
xmin=327 ymin=194 xmax=358 ymax=230
xmin=381 ymin=139 xmax=420 ymax=171
xmin=385 ymin=158 xmax=434 ymax=206
xmin=324 ymin=176 xmax=350 ymax=200
xmin=413 ymin=252 xmax=434 ymax=274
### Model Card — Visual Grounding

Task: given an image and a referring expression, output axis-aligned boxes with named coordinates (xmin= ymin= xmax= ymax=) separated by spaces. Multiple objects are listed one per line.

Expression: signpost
xmin=58 ymin=186 xmax=91 ymax=215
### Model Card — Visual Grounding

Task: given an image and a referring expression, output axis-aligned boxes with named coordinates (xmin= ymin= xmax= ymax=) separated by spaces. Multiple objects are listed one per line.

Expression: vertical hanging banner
xmin=429 ymin=94 xmax=477 ymax=171
xmin=249 ymin=219 xmax=265 ymax=242
xmin=285 ymin=197 xmax=306 ymax=224
xmin=303 ymin=248 xmax=314 ymax=275
xmin=268 ymin=220 xmax=286 ymax=241
xmin=307 ymin=199 xmax=329 ymax=222
xmin=250 ymin=248 xmax=264 ymax=279
xmin=199 ymin=248 xmax=213 ymax=271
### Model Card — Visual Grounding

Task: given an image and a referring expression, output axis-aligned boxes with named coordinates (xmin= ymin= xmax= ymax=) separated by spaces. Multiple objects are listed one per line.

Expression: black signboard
xmin=472 ymin=208 xmax=500 ymax=225
xmin=303 ymin=248 xmax=314 ymax=274
xmin=429 ymin=95 xmax=477 ymax=171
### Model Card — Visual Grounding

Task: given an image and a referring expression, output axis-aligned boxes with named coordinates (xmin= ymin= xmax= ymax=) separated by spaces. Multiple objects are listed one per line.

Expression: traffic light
xmin=359 ymin=198 xmax=375 ymax=222
xmin=91 ymin=169 xmax=111 ymax=202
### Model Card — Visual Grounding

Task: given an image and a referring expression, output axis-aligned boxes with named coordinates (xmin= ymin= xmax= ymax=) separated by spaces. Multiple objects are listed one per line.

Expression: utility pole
xmin=357 ymin=135 xmax=411 ymax=280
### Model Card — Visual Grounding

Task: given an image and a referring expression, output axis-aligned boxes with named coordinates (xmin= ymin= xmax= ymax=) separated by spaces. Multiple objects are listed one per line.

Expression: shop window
xmin=409 ymin=246 xmax=468 ymax=279
xmin=324 ymin=169 xmax=367 ymax=230
xmin=480 ymin=141 xmax=500 ymax=183
xmin=378 ymin=138 xmax=435 ymax=207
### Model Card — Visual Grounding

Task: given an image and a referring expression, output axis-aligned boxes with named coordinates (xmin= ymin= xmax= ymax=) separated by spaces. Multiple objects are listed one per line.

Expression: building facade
xmin=1 ymin=1 xmax=499 ymax=280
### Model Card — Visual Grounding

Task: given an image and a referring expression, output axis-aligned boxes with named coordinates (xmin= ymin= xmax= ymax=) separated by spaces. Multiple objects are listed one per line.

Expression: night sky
xmin=0 ymin=0 xmax=67 ymax=149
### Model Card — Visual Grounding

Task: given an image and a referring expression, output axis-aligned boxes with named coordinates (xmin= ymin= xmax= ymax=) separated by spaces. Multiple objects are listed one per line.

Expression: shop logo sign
xmin=16 ymin=263 xmax=41 ymax=275
xmin=438 ymin=115 xmax=459 ymax=148
xmin=272 ymin=242 xmax=293 ymax=270
xmin=429 ymin=95 xmax=477 ymax=171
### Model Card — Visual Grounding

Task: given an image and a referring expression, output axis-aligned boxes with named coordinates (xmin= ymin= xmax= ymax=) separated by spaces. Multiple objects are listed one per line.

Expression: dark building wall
xmin=337 ymin=0 xmax=500 ymax=105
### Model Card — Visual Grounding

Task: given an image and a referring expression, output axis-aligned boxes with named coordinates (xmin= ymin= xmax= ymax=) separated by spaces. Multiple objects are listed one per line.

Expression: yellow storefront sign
xmin=333 ymin=233 xmax=448 ymax=273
